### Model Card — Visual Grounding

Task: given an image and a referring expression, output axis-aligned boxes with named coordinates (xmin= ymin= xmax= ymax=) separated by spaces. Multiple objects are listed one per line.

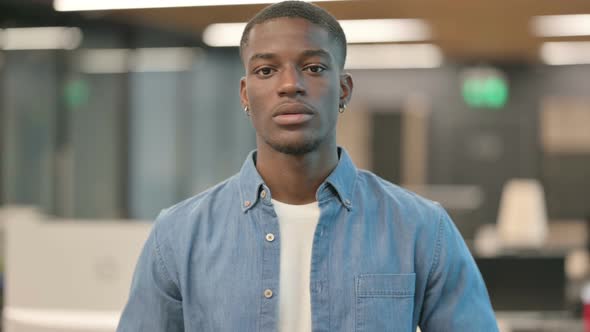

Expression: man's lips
xmin=272 ymin=102 xmax=314 ymax=126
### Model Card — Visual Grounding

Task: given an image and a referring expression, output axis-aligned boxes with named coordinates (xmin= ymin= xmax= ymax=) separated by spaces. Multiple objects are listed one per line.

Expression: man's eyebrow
xmin=248 ymin=53 xmax=277 ymax=65
xmin=248 ymin=49 xmax=333 ymax=64
xmin=301 ymin=49 xmax=332 ymax=60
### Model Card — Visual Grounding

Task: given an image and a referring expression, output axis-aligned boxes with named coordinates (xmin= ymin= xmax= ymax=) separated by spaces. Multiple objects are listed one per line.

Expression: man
xmin=118 ymin=1 xmax=498 ymax=331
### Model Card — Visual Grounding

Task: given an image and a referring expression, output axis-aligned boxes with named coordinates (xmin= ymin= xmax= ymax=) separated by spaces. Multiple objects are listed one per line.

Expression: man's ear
xmin=339 ymin=73 xmax=353 ymax=106
xmin=240 ymin=76 xmax=249 ymax=108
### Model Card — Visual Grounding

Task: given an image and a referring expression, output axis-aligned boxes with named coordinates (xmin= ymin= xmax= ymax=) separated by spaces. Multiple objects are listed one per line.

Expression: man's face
xmin=240 ymin=17 xmax=352 ymax=155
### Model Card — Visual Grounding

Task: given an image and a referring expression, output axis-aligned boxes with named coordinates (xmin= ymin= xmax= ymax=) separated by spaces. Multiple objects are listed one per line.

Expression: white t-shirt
xmin=272 ymin=199 xmax=321 ymax=332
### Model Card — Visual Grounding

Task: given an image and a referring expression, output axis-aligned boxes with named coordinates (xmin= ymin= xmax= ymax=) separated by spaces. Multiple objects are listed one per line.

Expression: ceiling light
xmin=531 ymin=14 xmax=590 ymax=37
xmin=132 ymin=47 xmax=198 ymax=72
xmin=540 ymin=42 xmax=590 ymax=65
xmin=203 ymin=23 xmax=246 ymax=47
xmin=54 ymin=0 xmax=346 ymax=11
xmin=1 ymin=27 xmax=82 ymax=50
xmin=78 ymin=49 xmax=131 ymax=74
xmin=340 ymin=19 xmax=430 ymax=43
xmin=77 ymin=47 xmax=200 ymax=74
xmin=345 ymin=44 xmax=443 ymax=69
xmin=203 ymin=19 xmax=431 ymax=47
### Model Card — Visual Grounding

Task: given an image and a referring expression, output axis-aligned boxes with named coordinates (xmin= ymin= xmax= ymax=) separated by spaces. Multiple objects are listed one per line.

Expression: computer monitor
xmin=475 ymin=255 xmax=566 ymax=312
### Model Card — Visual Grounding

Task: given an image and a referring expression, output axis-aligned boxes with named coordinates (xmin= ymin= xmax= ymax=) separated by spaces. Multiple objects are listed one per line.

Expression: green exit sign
xmin=461 ymin=68 xmax=509 ymax=109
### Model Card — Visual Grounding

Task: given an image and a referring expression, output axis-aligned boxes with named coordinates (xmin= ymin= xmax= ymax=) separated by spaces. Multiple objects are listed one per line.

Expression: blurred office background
xmin=1 ymin=0 xmax=590 ymax=331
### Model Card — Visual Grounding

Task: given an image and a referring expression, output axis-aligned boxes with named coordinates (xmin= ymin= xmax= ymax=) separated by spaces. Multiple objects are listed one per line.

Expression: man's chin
xmin=267 ymin=139 xmax=321 ymax=156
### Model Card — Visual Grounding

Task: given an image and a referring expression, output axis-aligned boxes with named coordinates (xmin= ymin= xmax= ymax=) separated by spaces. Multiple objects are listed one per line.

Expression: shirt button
xmin=265 ymin=233 xmax=275 ymax=242
xmin=344 ymin=199 xmax=351 ymax=206
xmin=244 ymin=200 xmax=251 ymax=207
xmin=260 ymin=190 xmax=267 ymax=199
xmin=264 ymin=289 xmax=273 ymax=298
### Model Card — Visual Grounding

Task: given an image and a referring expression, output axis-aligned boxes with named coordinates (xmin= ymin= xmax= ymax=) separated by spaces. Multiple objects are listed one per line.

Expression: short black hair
xmin=239 ymin=1 xmax=347 ymax=69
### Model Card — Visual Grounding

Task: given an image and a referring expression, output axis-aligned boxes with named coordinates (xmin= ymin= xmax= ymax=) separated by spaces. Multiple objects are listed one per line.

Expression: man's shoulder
xmin=355 ymin=169 xmax=444 ymax=221
xmin=154 ymin=174 xmax=240 ymax=229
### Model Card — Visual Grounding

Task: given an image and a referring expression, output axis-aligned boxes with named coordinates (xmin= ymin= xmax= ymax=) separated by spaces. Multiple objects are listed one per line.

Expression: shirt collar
xmin=322 ymin=147 xmax=357 ymax=210
xmin=237 ymin=147 xmax=358 ymax=212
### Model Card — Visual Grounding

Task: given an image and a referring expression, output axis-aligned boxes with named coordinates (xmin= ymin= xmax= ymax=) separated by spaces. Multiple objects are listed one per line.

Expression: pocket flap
xmin=356 ymin=273 xmax=416 ymax=298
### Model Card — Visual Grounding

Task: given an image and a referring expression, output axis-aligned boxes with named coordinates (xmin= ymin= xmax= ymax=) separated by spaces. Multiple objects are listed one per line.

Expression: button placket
xmin=258 ymin=200 xmax=280 ymax=328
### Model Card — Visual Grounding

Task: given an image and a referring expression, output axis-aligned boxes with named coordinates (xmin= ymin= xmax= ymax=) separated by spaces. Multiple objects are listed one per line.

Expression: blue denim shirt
xmin=118 ymin=148 xmax=498 ymax=332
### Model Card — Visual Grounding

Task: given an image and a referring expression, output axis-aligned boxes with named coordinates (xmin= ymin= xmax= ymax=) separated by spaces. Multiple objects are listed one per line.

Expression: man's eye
xmin=255 ymin=67 xmax=274 ymax=76
xmin=305 ymin=65 xmax=326 ymax=73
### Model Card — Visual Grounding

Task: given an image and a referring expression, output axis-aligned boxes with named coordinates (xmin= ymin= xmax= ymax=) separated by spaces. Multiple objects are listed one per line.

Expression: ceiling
xmin=105 ymin=0 xmax=590 ymax=63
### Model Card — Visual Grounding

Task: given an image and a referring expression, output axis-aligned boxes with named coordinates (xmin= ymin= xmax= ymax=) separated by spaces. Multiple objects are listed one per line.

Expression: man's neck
xmin=255 ymin=141 xmax=339 ymax=205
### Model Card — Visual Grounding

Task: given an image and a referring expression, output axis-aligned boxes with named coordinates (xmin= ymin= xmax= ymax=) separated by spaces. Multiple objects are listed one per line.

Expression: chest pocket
xmin=355 ymin=273 xmax=416 ymax=332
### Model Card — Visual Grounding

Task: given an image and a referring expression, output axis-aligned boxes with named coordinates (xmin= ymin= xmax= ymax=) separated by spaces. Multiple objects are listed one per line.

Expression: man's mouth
xmin=272 ymin=102 xmax=314 ymax=126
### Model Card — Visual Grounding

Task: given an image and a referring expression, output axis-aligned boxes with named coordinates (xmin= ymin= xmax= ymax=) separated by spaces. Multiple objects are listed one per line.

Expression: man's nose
xmin=277 ymin=67 xmax=305 ymax=97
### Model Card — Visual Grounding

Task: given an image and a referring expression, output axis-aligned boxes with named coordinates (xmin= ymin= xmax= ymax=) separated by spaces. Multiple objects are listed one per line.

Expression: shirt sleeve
xmin=419 ymin=205 xmax=499 ymax=332
xmin=117 ymin=211 xmax=184 ymax=332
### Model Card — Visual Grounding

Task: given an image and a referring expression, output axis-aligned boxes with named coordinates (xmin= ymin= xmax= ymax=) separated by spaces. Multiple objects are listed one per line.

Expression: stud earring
xmin=244 ymin=106 xmax=250 ymax=116
xmin=339 ymin=103 xmax=347 ymax=114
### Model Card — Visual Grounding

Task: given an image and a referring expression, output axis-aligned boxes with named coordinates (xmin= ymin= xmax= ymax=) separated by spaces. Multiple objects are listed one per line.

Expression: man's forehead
xmin=243 ymin=17 xmax=341 ymax=63
xmin=248 ymin=18 xmax=330 ymax=44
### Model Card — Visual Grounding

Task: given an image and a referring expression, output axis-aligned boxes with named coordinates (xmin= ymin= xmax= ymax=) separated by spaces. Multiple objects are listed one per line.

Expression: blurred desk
xmin=497 ymin=311 xmax=583 ymax=332
xmin=0 ymin=206 xmax=152 ymax=332
xmin=473 ymin=220 xmax=588 ymax=257
xmin=544 ymin=220 xmax=588 ymax=252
